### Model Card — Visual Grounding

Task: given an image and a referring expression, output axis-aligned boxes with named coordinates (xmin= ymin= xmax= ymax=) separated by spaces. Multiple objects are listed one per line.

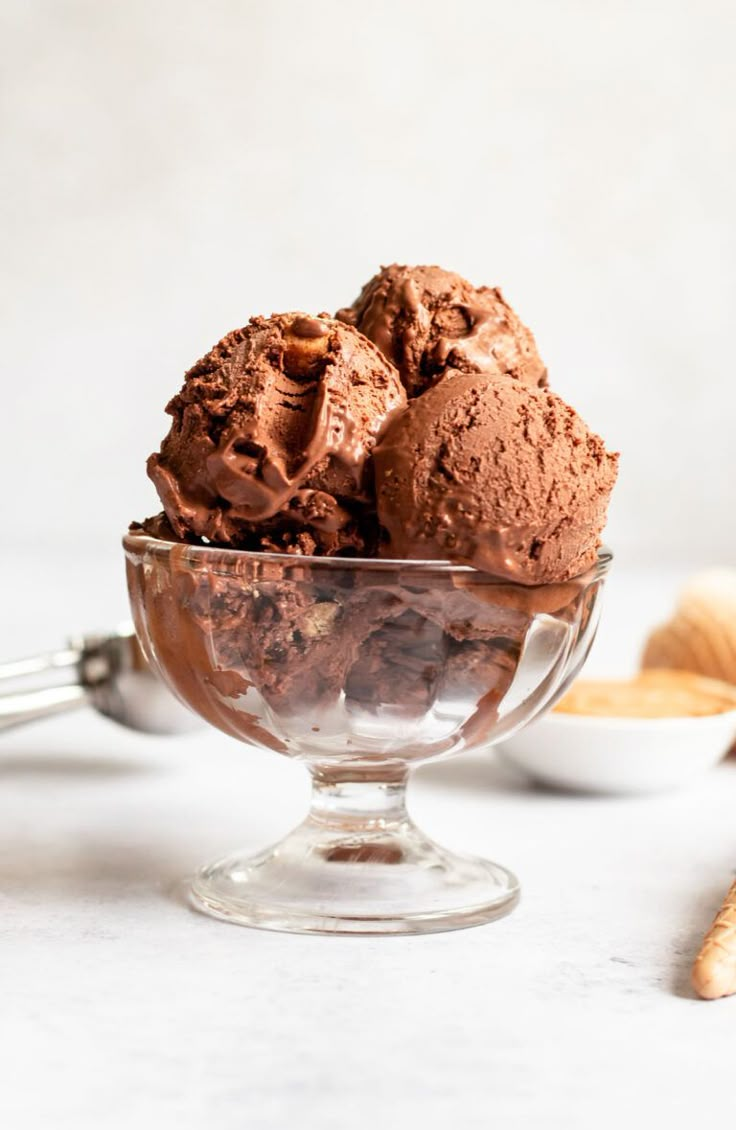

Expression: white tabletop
xmin=2 ymin=553 xmax=734 ymax=1128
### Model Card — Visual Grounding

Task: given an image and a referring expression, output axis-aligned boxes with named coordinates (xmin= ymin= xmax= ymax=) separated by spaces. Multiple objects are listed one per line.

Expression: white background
xmin=3 ymin=7 xmax=736 ymax=1127
xmin=2 ymin=0 xmax=735 ymax=571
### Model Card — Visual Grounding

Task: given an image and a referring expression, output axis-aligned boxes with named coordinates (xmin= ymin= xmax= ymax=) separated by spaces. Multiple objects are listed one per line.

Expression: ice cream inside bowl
xmin=124 ymin=535 xmax=611 ymax=763
xmin=124 ymin=530 xmax=611 ymax=933
xmin=128 ymin=271 xmax=619 ymax=935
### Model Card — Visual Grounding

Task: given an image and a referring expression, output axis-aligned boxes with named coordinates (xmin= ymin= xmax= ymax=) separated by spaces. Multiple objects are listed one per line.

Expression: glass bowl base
xmin=189 ymin=818 xmax=520 ymax=936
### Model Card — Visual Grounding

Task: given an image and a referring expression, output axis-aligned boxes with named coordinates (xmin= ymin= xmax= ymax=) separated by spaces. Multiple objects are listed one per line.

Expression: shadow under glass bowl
xmin=124 ymin=532 xmax=612 ymax=935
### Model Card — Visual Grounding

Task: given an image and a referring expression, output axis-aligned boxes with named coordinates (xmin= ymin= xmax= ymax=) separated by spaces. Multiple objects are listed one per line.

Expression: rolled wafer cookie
xmin=692 ymin=879 xmax=736 ymax=1000
xmin=642 ymin=569 xmax=736 ymax=687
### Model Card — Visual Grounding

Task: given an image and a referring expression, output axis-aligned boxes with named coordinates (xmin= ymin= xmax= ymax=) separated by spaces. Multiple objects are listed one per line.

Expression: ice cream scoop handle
xmin=691 ymin=879 xmax=736 ymax=999
xmin=0 ymin=684 xmax=89 ymax=732
xmin=0 ymin=646 xmax=89 ymax=732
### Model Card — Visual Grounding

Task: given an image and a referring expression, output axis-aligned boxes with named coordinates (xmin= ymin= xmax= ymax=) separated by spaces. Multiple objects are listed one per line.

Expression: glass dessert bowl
xmin=124 ymin=531 xmax=612 ymax=935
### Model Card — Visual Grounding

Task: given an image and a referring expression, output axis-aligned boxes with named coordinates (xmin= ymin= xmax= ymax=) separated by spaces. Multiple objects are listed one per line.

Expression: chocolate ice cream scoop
xmin=374 ymin=373 xmax=618 ymax=584
xmin=147 ymin=313 xmax=406 ymax=555
xmin=336 ymin=264 xmax=547 ymax=398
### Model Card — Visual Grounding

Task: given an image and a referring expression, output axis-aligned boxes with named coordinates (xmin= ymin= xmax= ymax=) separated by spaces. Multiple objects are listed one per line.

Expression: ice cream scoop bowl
xmin=124 ymin=532 xmax=611 ymax=935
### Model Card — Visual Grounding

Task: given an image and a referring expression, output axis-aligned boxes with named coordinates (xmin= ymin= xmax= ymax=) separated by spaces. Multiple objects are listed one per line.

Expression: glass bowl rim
xmin=123 ymin=530 xmax=613 ymax=585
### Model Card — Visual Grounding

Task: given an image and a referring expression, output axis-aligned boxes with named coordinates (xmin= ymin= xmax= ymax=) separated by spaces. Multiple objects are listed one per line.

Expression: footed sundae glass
xmin=124 ymin=532 xmax=611 ymax=935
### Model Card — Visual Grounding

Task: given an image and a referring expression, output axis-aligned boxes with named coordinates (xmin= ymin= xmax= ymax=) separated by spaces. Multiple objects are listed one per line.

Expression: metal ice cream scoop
xmin=0 ymin=624 xmax=197 ymax=735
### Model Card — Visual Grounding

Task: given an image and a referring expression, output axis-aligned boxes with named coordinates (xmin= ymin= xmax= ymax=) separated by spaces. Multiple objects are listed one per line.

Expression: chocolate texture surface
xmin=337 ymin=264 xmax=547 ymax=398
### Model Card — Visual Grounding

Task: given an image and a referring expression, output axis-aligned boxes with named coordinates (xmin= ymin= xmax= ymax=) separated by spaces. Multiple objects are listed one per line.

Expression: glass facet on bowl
xmin=124 ymin=532 xmax=611 ymax=935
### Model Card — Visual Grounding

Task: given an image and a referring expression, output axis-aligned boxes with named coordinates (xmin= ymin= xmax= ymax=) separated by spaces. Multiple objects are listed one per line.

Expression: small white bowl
xmin=496 ymin=709 xmax=736 ymax=794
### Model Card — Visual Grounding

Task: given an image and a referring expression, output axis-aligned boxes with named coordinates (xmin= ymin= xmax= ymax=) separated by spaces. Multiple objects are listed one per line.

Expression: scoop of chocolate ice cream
xmin=373 ymin=372 xmax=618 ymax=584
xmin=336 ymin=264 xmax=547 ymax=398
xmin=147 ymin=313 xmax=406 ymax=555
